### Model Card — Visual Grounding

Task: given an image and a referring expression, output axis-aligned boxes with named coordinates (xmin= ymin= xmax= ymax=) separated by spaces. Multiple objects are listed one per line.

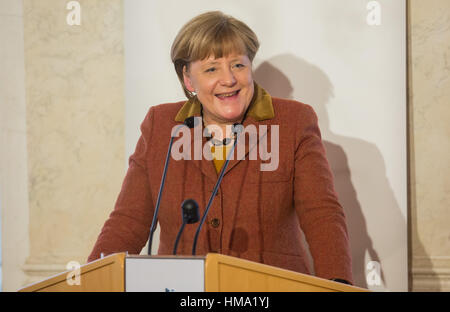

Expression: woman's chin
xmin=218 ymin=111 xmax=245 ymax=123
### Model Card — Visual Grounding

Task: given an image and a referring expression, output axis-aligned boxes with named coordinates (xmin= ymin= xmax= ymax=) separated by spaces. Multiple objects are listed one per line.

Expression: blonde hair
xmin=171 ymin=11 xmax=260 ymax=99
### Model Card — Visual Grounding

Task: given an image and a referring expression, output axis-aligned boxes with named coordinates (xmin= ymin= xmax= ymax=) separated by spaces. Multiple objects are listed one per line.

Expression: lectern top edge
xmin=126 ymin=254 xmax=207 ymax=260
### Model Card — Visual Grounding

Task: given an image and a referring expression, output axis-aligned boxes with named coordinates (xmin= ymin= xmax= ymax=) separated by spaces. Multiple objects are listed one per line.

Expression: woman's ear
xmin=183 ymin=65 xmax=195 ymax=92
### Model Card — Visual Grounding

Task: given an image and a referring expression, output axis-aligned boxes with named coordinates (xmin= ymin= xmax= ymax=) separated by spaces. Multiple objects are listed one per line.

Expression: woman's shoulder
xmin=148 ymin=100 xmax=186 ymax=118
xmin=140 ymin=100 xmax=186 ymax=125
xmin=137 ymin=101 xmax=187 ymax=135
xmin=271 ymin=96 xmax=318 ymax=123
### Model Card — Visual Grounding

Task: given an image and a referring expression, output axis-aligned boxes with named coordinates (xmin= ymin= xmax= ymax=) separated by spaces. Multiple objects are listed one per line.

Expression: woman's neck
xmin=202 ymin=113 xmax=240 ymax=140
xmin=203 ymin=121 xmax=234 ymax=140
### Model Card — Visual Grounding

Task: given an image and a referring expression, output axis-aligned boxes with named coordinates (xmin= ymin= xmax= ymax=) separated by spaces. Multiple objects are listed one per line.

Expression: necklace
xmin=200 ymin=105 xmax=242 ymax=146
xmin=203 ymin=125 xmax=236 ymax=146
xmin=209 ymin=136 xmax=235 ymax=146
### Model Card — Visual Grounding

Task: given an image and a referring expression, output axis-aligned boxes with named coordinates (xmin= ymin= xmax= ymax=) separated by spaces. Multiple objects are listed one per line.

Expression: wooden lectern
xmin=19 ymin=253 xmax=367 ymax=292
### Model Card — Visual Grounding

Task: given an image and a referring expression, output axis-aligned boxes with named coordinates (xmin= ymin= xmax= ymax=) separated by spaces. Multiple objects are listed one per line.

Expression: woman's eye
xmin=205 ymin=67 xmax=216 ymax=73
xmin=234 ymin=63 xmax=245 ymax=68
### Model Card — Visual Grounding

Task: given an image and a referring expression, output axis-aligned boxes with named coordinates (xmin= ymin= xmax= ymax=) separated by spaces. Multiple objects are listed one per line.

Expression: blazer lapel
xmin=179 ymin=118 xmax=272 ymax=181
xmin=192 ymin=122 xmax=218 ymax=183
xmin=224 ymin=117 xmax=271 ymax=175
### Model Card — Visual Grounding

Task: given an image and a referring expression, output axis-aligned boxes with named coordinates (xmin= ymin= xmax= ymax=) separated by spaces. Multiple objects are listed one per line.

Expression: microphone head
xmin=184 ymin=116 xmax=200 ymax=129
xmin=232 ymin=123 xmax=244 ymax=135
xmin=181 ymin=199 xmax=200 ymax=224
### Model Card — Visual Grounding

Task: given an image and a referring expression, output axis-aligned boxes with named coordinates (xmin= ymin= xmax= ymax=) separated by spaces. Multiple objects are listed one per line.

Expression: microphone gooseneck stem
xmin=147 ymin=123 xmax=186 ymax=255
xmin=173 ymin=220 xmax=186 ymax=255
xmin=191 ymin=136 xmax=239 ymax=255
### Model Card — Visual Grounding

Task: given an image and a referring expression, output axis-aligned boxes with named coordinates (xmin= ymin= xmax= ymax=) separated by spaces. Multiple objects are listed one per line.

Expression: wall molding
xmin=22 ymin=263 xmax=68 ymax=275
xmin=412 ymin=256 xmax=450 ymax=291
xmin=21 ymin=263 xmax=70 ymax=288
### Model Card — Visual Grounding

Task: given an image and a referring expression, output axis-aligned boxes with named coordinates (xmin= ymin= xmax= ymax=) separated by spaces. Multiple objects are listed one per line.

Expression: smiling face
xmin=183 ymin=54 xmax=254 ymax=127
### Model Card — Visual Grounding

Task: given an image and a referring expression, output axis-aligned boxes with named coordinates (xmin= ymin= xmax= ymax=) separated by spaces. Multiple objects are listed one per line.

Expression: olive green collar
xmin=174 ymin=82 xmax=274 ymax=123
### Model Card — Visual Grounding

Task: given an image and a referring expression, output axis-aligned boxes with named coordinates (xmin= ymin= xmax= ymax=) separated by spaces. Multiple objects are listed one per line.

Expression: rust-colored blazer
xmin=88 ymin=84 xmax=353 ymax=283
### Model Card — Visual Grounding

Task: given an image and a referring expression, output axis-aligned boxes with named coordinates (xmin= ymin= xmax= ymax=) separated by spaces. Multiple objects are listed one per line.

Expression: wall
xmin=0 ymin=0 xmax=29 ymax=292
xmin=1 ymin=0 xmax=449 ymax=291
xmin=409 ymin=0 xmax=450 ymax=291
xmin=0 ymin=0 xmax=126 ymax=290
xmin=124 ymin=0 xmax=408 ymax=291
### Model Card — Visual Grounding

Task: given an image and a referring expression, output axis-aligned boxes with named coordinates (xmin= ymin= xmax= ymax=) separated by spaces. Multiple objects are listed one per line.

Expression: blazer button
xmin=210 ymin=218 xmax=220 ymax=228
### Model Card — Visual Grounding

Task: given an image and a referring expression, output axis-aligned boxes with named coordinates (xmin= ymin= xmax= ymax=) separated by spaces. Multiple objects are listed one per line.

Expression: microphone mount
xmin=173 ymin=199 xmax=199 ymax=255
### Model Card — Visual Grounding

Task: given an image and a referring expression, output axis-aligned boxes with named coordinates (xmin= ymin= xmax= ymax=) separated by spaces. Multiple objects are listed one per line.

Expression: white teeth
xmin=217 ymin=91 xmax=238 ymax=97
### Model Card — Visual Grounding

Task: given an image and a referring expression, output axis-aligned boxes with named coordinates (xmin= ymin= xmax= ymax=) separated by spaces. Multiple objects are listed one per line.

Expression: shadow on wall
xmin=253 ymin=54 xmax=411 ymax=290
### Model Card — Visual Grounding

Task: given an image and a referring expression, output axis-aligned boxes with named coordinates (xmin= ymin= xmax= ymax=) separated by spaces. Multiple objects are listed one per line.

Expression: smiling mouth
xmin=215 ymin=90 xmax=240 ymax=99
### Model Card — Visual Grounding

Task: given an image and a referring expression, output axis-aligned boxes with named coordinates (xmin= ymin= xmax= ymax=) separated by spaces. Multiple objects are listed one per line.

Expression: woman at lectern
xmin=88 ymin=11 xmax=353 ymax=285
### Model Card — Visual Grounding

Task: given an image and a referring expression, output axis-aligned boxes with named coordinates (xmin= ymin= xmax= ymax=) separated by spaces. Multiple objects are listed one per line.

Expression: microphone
xmin=173 ymin=199 xmax=200 ymax=255
xmin=183 ymin=116 xmax=197 ymax=129
xmin=147 ymin=116 xmax=197 ymax=255
xmin=191 ymin=123 xmax=242 ymax=255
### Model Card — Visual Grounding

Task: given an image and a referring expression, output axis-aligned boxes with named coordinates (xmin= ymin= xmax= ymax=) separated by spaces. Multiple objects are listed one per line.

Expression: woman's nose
xmin=219 ymin=68 xmax=237 ymax=86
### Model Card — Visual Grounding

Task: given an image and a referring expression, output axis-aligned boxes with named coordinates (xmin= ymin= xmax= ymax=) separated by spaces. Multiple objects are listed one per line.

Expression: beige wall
xmin=409 ymin=0 xmax=450 ymax=291
xmin=1 ymin=0 xmax=449 ymax=291
xmin=0 ymin=0 xmax=29 ymax=292
xmin=0 ymin=0 xmax=125 ymax=291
